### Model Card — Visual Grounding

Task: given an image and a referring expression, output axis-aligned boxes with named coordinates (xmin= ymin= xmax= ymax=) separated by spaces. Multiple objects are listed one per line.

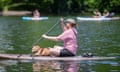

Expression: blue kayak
xmin=77 ymin=17 xmax=120 ymax=21
xmin=22 ymin=16 xmax=48 ymax=20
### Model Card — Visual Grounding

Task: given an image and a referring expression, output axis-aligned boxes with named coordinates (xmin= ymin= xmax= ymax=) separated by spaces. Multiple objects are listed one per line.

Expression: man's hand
xmin=60 ymin=18 xmax=64 ymax=22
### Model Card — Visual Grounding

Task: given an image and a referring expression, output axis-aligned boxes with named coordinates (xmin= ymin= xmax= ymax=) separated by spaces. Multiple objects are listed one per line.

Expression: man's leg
xmin=49 ymin=46 xmax=63 ymax=57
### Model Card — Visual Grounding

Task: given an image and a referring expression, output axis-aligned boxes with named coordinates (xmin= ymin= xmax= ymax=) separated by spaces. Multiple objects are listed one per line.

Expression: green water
xmin=0 ymin=16 xmax=120 ymax=72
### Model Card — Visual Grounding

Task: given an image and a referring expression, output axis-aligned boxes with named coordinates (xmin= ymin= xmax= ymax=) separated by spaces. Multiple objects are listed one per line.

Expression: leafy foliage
xmin=0 ymin=0 xmax=120 ymax=14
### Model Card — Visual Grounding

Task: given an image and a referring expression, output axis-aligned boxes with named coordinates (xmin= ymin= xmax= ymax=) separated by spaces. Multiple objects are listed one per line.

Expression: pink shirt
xmin=58 ymin=28 xmax=78 ymax=54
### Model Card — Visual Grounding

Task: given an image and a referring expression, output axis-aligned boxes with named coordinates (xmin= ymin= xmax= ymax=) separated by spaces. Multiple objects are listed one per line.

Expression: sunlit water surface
xmin=0 ymin=16 xmax=120 ymax=72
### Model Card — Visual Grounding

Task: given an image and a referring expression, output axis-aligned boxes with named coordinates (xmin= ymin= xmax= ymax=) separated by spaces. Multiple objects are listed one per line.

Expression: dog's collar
xmin=36 ymin=48 xmax=41 ymax=51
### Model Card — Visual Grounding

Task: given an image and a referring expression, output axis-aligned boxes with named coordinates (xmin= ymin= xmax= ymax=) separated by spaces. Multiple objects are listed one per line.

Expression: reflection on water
xmin=32 ymin=60 xmax=79 ymax=72
xmin=33 ymin=61 xmax=61 ymax=72
xmin=61 ymin=61 xmax=79 ymax=72
xmin=0 ymin=59 xmax=120 ymax=72
xmin=0 ymin=60 xmax=80 ymax=72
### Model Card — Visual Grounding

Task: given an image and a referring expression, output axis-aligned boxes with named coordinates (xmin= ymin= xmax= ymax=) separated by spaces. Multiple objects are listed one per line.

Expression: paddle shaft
xmin=32 ymin=19 xmax=60 ymax=46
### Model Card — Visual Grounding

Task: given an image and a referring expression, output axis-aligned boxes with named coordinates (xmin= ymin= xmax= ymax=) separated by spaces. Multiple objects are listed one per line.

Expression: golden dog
xmin=32 ymin=45 xmax=50 ymax=56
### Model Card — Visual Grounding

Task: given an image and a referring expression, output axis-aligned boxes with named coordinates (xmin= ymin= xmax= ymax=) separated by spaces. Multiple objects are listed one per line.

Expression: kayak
xmin=0 ymin=54 xmax=116 ymax=61
xmin=77 ymin=17 xmax=120 ymax=21
xmin=22 ymin=16 xmax=48 ymax=20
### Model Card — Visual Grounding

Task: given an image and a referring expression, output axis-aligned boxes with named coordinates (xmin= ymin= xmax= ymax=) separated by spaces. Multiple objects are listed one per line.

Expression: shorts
xmin=59 ymin=49 xmax=75 ymax=57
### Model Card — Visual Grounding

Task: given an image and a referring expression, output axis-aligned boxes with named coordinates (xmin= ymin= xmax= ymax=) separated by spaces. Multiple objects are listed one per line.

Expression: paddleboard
xmin=22 ymin=16 xmax=48 ymax=20
xmin=77 ymin=17 xmax=120 ymax=21
xmin=0 ymin=54 xmax=116 ymax=61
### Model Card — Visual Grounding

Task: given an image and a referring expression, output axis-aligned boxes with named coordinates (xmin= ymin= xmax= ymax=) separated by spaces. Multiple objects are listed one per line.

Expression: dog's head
xmin=32 ymin=45 xmax=41 ymax=53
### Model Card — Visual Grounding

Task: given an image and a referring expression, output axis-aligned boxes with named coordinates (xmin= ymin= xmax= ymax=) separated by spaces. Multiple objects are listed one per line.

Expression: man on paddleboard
xmin=42 ymin=18 xmax=78 ymax=57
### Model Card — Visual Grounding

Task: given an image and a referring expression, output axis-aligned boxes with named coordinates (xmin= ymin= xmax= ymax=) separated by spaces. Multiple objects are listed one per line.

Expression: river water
xmin=0 ymin=16 xmax=120 ymax=72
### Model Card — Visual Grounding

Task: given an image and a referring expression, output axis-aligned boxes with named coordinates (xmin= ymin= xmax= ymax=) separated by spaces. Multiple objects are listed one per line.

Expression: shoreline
xmin=0 ymin=11 xmax=32 ymax=16
xmin=0 ymin=11 xmax=120 ymax=17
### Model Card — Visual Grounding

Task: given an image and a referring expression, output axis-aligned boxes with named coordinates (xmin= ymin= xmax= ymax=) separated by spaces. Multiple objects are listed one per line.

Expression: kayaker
xmin=33 ymin=9 xmax=40 ymax=18
xmin=103 ymin=11 xmax=115 ymax=18
xmin=42 ymin=18 xmax=78 ymax=57
xmin=93 ymin=10 xmax=101 ymax=18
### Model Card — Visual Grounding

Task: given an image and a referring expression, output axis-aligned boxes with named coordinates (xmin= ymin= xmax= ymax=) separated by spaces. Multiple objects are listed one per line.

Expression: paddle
xmin=17 ymin=18 xmax=61 ymax=58
xmin=32 ymin=19 xmax=60 ymax=46
xmin=29 ymin=19 xmax=60 ymax=57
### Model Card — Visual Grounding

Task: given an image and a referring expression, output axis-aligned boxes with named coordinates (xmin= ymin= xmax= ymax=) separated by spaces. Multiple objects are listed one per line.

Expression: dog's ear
xmin=33 ymin=45 xmax=40 ymax=48
xmin=32 ymin=46 xmax=37 ymax=52
xmin=32 ymin=45 xmax=41 ymax=52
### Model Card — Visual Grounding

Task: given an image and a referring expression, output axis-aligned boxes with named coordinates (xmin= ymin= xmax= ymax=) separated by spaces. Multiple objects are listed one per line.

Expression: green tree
xmin=0 ymin=0 xmax=12 ymax=11
xmin=0 ymin=0 xmax=120 ymax=14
